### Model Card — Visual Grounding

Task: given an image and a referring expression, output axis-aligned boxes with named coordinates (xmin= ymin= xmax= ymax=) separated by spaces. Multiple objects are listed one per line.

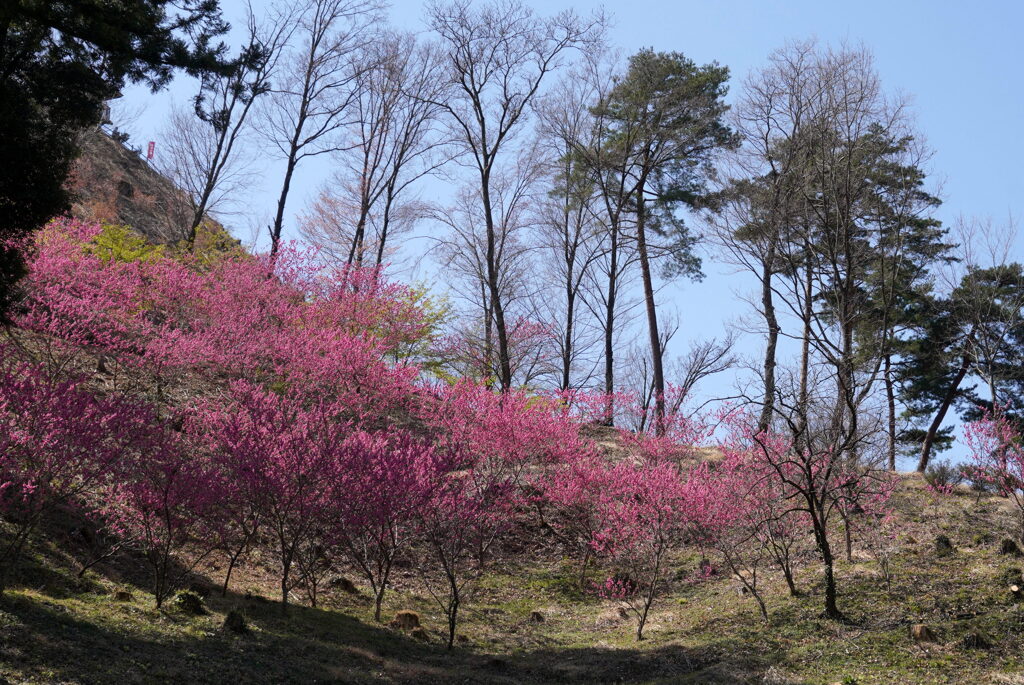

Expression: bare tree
xmin=563 ymin=52 xmax=639 ymax=420
xmin=430 ymin=154 xmax=550 ymax=387
xmin=301 ymin=32 xmax=446 ymax=266
xmin=260 ymin=0 xmax=382 ymax=256
xmin=425 ymin=0 xmax=600 ymax=390
xmin=708 ymin=41 xmax=820 ymax=431
xmin=160 ymin=5 xmax=293 ymax=247
xmin=534 ymin=67 xmax=609 ymax=391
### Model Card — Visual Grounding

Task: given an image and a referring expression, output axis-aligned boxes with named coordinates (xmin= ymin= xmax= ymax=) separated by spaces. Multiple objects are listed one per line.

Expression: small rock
xmin=175 ymin=590 xmax=207 ymax=615
xmin=961 ymin=632 xmax=991 ymax=649
xmin=934 ymin=535 xmax=955 ymax=557
xmin=410 ymin=626 xmax=429 ymax=641
xmin=223 ymin=610 xmax=248 ymax=634
xmin=390 ymin=610 xmax=420 ymax=631
xmin=529 ymin=610 xmax=545 ymax=623
xmin=910 ymin=624 xmax=936 ymax=643
xmin=974 ymin=532 xmax=996 ymax=545
xmin=1000 ymin=538 xmax=1022 ymax=557
xmin=330 ymin=576 xmax=359 ymax=594
xmin=113 ymin=590 xmax=133 ymax=602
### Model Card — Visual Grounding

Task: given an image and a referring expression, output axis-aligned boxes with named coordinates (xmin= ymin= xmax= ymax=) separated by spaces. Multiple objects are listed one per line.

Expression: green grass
xmin=2 ymin=479 xmax=1024 ymax=683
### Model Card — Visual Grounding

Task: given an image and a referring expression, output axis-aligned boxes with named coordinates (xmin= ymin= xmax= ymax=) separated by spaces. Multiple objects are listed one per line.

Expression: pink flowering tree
xmin=541 ymin=452 xmax=627 ymax=589
xmin=0 ymin=351 xmax=152 ymax=592
xmin=415 ymin=464 xmax=514 ymax=650
xmin=965 ymin=410 xmax=1024 ymax=540
xmin=714 ymin=423 xmax=811 ymax=598
xmin=107 ymin=415 xmax=224 ymax=608
xmin=732 ymin=413 xmax=894 ymax=620
xmin=198 ymin=383 xmax=349 ymax=610
xmin=591 ymin=460 xmax=695 ymax=641
xmin=334 ymin=430 xmax=448 ymax=621
xmin=687 ymin=458 xmax=773 ymax=622
xmin=18 ymin=219 xmax=426 ymax=421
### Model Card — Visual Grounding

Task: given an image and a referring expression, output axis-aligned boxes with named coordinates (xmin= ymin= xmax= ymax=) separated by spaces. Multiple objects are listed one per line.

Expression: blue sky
xmin=118 ymin=0 xmax=1024 ymax=466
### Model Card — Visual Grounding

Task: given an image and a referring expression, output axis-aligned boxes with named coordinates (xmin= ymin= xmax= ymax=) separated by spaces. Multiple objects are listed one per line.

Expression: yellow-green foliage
xmin=395 ymin=285 xmax=453 ymax=378
xmin=88 ymin=224 xmax=165 ymax=263
xmin=174 ymin=221 xmax=245 ymax=267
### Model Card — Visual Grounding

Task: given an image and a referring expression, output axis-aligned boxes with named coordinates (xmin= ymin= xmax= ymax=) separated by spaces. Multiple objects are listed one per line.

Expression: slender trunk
xmin=759 ymin=245 xmax=779 ymax=432
xmin=884 ymin=354 xmax=897 ymax=471
xmin=374 ymin=586 xmax=386 ymax=622
xmin=348 ymin=166 xmax=370 ymax=265
xmin=446 ymin=592 xmax=459 ymax=650
xmin=375 ymin=184 xmax=396 ymax=267
xmin=917 ymin=355 xmax=970 ymax=472
xmin=222 ymin=543 xmax=246 ymax=597
xmin=753 ymin=590 xmax=769 ymax=623
xmin=373 ymin=560 xmax=392 ymax=622
xmin=781 ymin=563 xmax=798 ymax=597
xmin=797 ymin=252 xmax=813 ymax=441
xmin=814 ymin=517 xmax=841 ymax=619
xmin=280 ymin=547 xmax=292 ymax=612
xmin=577 ymin=547 xmax=591 ymax=591
xmin=482 ymin=298 xmax=493 ymax=386
xmin=602 ymin=222 xmax=619 ymax=425
xmin=725 ymin=552 xmax=769 ymax=623
xmin=635 ymin=191 xmax=665 ymax=435
xmin=480 ymin=168 xmax=512 ymax=390
xmin=561 ymin=290 xmax=575 ymax=391
xmin=348 ymin=213 xmax=367 ymax=266
xmin=271 ymin=153 xmax=300 ymax=257
xmin=843 ymin=510 xmax=853 ymax=563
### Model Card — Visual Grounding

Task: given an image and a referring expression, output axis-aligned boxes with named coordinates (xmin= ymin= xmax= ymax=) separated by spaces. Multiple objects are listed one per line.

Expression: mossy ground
xmin=1 ymin=475 xmax=1023 ymax=684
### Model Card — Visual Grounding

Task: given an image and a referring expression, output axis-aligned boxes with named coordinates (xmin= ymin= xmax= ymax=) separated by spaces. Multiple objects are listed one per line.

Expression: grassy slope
xmin=1 ymin=476 xmax=1024 ymax=684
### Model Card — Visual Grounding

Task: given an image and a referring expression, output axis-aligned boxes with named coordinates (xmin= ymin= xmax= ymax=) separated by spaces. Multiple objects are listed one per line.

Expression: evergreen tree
xmin=593 ymin=49 xmax=737 ymax=432
xmin=0 ymin=0 xmax=230 ymax=319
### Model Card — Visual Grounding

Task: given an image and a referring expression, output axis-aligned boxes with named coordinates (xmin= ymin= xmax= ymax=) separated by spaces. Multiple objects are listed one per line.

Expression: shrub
xmin=924 ymin=459 xmax=963 ymax=494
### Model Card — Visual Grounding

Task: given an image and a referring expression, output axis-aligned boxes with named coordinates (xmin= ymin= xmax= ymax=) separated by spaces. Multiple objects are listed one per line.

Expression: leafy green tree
xmin=593 ymin=49 xmax=736 ymax=432
xmin=0 ymin=0 xmax=229 ymax=320
xmin=900 ymin=263 xmax=1024 ymax=471
xmin=851 ymin=127 xmax=950 ymax=469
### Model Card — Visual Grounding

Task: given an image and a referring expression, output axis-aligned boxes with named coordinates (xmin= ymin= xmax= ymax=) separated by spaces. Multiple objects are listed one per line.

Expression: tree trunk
xmin=635 ymin=192 xmax=665 ymax=434
xmin=271 ymin=153 xmax=299 ymax=257
xmin=446 ymin=594 xmax=459 ymax=650
xmin=796 ymin=252 xmax=813 ymax=441
xmin=917 ymin=355 xmax=970 ymax=472
xmin=280 ymin=554 xmax=292 ymax=612
xmin=781 ymin=563 xmax=798 ymax=597
xmin=561 ymin=289 xmax=575 ymax=392
xmin=602 ymin=223 xmax=619 ymax=425
xmin=884 ymin=354 xmax=897 ymax=471
xmin=480 ymin=169 xmax=512 ymax=390
xmin=758 ymin=246 xmax=779 ymax=433
xmin=816 ymin=523 xmax=841 ymax=619
xmin=222 ymin=543 xmax=246 ymax=597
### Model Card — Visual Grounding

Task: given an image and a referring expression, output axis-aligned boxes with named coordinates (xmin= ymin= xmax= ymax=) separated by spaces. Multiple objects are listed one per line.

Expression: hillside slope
xmin=1 ymin=468 xmax=1023 ymax=684
xmin=66 ymin=129 xmax=229 ymax=246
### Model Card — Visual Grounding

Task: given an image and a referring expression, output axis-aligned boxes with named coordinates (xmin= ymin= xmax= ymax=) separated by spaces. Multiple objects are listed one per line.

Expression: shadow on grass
xmin=0 ymin=586 xmax=769 ymax=684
